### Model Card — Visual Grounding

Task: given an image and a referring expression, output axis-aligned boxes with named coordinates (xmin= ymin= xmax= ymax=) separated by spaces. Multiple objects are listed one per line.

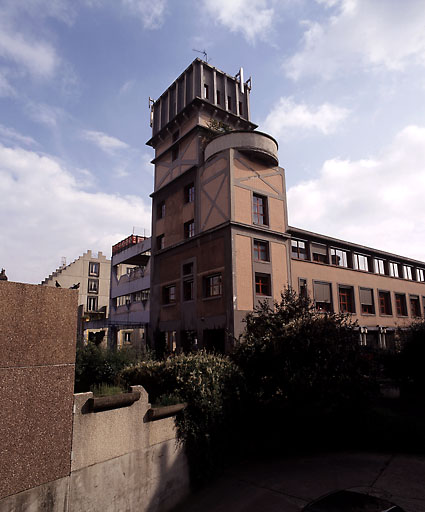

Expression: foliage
xmin=233 ymin=288 xmax=375 ymax=415
xmin=119 ymin=351 xmax=245 ymax=485
xmin=74 ymin=342 xmax=144 ymax=393
xmin=206 ymin=118 xmax=233 ymax=134
xmin=396 ymin=320 xmax=425 ymax=393
xmin=90 ymin=383 xmax=126 ymax=397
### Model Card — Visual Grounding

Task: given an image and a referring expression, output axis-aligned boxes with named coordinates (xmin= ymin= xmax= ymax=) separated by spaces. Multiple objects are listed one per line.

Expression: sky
xmin=1 ymin=0 xmax=425 ymax=284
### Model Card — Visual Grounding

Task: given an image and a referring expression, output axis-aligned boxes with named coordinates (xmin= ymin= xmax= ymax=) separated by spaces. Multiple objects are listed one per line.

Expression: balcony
xmin=112 ymin=235 xmax=146 ymax=256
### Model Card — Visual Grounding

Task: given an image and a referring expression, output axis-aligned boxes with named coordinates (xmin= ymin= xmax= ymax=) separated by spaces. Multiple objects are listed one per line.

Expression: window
xmin=157 ymin=201 xmax=165 ymax=219
xmin=299 ymin=278 xmax=307 ymax=299
xmin=88 ymin=279 xmax=98 ymax=294
xmin=217 ymin=90 xmax=221 ymax=105
xmin=87 ymin=296 xmax=98 ymax=311
xmin=252 ymin=193 xmax=268 ymax=226
xmin=163 ymin=284 xmax=176 ymax=305
xmin=184 ymin=220 xmax=195 ymax=238
xmin=184 ymin=183 xmax=195 ymax=203
xmin=205 ymin=274 xmax=222 ymax=297
xmin=133 ymin=290 xmax=149 ymax=302
xmin=291 ymin=240 xmax=308 ymax=260
xmin=183 ymin=262 xmax=194 ymax=276
xmin=417 ymin=268 xmax=425 ymax=282
xmin=403 ymin=265 xmax=413 ymax=280
xmin=227 ymin=96 xmax=232 ymax=110
xmin=89 ymin=261 xmax=99 ymax=276
xmin=183 ymin=279 xmax=194 ymax=301
xmin=124 ymin=332 xmax=131 ymax=343
xmin=239 ymin=101 xmax=243 ymax=116
xmin=157 ymin=234 xmax=164 ymax=250
xmin=389 ymin=262 xmax=399 ymax=277
xmin=410 ymin=296 xmax=421 ymax=317
xmin=378 ymin=291 xmax=392 ymax=315
xmin=374 ymin=258 xmax=386 ymax=275
xmin=253 ymin=239 xmax=269 ymax=261
xmin=313 ymin=281 xmax=332 ymax=312
xmin=311 ymin=243 xmax=328 ymax=263
xmin=116 ymin=295 xmax=131 ymax=307
xmin=354 ymin=254 xmax=369 ymax=272
xmin=172 ymin=145 xmax=178 ymax=161
xmin=172 ymin=130 xmax=179 ymax=143
xmin=359 ymin=288 xmax=375 ymax=314
xmin=395 ymin=293 xmax=408 ymax=316
xmin=255 ymin=273 xmax=271 ymax=296
xmin=339 ymin=286 xmax=355 ymax=313
xmin=331 ymin=248 xmax=348 ymax=268
xmin=204 ymin=83 xmax=209 ymax=99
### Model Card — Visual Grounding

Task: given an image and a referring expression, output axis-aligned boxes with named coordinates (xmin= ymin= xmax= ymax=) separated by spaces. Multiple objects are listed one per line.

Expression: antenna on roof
xmin=148 ymin=97 xmax=155 ymax=127
xmin=192 ymin=49 xmax=209 ymax=63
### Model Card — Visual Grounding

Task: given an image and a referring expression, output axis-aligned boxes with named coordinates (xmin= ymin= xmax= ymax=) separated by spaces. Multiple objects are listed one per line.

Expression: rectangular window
xmin=313 ymin=281 xmax=332 ymax=312
xmin=172 ymin=145 xmax=178 ymax=161
xmin=183 ymin=279 xmax=194 ymax=301
xmin=311 ymin=243 xmax=328 ymax=263
xmin=389 ymin=262 xmax=399 ymax=278
xmin=252 ymin=193 xmax=268 ymax=226
xmin=239 ymin=101 xmax=243 ymax=116
xmin=183 ymin=262 xmax=193 ymax=276
xmin=157 ymin=201 xmax=165 ymax=219
xmin=417 ymin=268 xmax=425 ymax=282
xmin=124 ymin=332 xmax=131 ymax=343
xmin=291 ymin=240 xmax=308 ymax=260
xmin=299 ymin=278 xmax=307 ymax=299
xmin=354 ymin=254 xmax=369 ymax=272
xmin=184 ymin=220 xmax=195 ymax=239
xmin=339 ymin=286 xmax=355 ymax=313
xmin=359 ymin=288 xmax=375 ymax=314
xmin=204 ymin=83 xmax=209 ymax=99
xmin=410 ymin=296 xmax=421 ymax=317
xmin=88 ymin=279 xmax=98 ymax=294
xmin=395 ymin=293 xmax=408 ymax=316
xmin=157 ymin=234 xmax=164 ymax=250
xmin=89 ymin=262 xmax=99 ymax=276
xmin=163 ymin=284 xmax=176 ymax=305
xmin=379 ymin=291 xmax=392 ymax=315
xmin=374 ymin=258 xmax=386 ymax=275
xmin=184 ymin=183 xmax=195 ymax=203
xmin=255 ymin=273 xmax=271 ymax=296
xmin=227 ymin=96 xmax=232 ymax=110
xmin=253 ymin=239 xmax=270 ymax=261
xmin=403 ymin=265 xmax=413 ymax=280
xmin=331 ymin=248 xmax=348 ymax=268
xmin=87 ymin=296 xmax=98 ymax=311
xmin=217 ymin=90 xmax=221 ymax=105
xmin=205 ymin=274 xmax=222 ymax=297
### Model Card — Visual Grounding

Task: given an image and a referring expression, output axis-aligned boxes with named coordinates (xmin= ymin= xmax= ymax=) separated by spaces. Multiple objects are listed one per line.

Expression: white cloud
xmin=82 ymin=130 xmax=130 ymax=155
xmin=287 ymin=124 xmax=425 ymax=261
xmin=0 ymin=124 xmax=37 ymax=146
xmin=0 ymin=144 xmax=150 ymax=284
xmin=119 ymin=79 xmax=135 ymax=96
xmin=262 ymin=97 xmax=350 ymax=138
xmin=25 ymin=102 xmax=65 ymax=127
xmin=120 ymin=0 xmax=168 ymax=29
xmin=286 ymin=0 xmax=425 ymax=80
xmin=201 ymin=0 xmax=275 ymax=43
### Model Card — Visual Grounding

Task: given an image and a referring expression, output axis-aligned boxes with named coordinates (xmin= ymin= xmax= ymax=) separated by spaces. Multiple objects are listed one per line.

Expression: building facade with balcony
xmin=146 ymin=58 xmax=425 ymax=353
xmin=108 ymin=235 xmax=151 ymax=350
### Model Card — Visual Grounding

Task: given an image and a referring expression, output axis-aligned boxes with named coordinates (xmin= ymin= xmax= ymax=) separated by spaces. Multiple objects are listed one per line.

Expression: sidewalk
xmin=172 ymin=452 xmax=425 ymax=512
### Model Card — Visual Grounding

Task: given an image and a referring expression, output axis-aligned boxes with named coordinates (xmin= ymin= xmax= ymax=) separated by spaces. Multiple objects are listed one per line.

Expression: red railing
xmin=112 ymin=235 xmax=145 ymax=255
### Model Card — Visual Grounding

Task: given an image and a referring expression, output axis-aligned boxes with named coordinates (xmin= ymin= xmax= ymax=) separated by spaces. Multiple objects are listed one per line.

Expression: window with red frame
xmin=253 ymin=239 xmax=269 ymax=261
xmin=255 ymin=273 xmax=271 ymax=296
xmin=339 ymin=286 xmax=355 ymax=313
xmin=379 ymin=291 xmax=392 ymax=315
xmin=395 ymin=293 xmax=408 ymax=316
xmin=252 ymin=194 xmax=268 ymax=226
xmin=410 ymin=296 xmax=421 ymax=317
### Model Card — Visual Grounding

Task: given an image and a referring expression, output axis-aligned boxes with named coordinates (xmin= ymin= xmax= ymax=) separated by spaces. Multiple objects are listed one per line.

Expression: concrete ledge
xmin=148 ymin=403 xmax=187 ymax=421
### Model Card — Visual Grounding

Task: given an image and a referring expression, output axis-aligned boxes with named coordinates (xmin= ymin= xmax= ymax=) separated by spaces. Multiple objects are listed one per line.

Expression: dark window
xmin=157 ymin=234 xmax=164 ymax=250
xmin=395 ymin=293 xmax=408 ymax=316
xmin=299 ymin=278 xmax=307 ymax=298
xmin=331 ymin=248 xmax=348 ymax=267
xmin=87 ymin=296 xmax=98 ymax=311
xmin=253 ymin=239 xmax=269 ymax=261
xmin=172 ymin=145 xmax=178 ymax=161
xmin=239 ymin=101 xmax=243 ymax=116
xmin=359 ymin=288 xmax=375 ymax=314
xmin=172 ymin=130 xmax=179 ymax=143
xmin=182 ymin=262 xmax=193 ymax=276
xmin=313 ymin=281 xmax=332 ymax=312
xmin=311 ymin=243 xmax=328 ymax=263
xmin=216 ymin=90 xmax=221 ymax=105
xmin=253 ymin=193 xmax=268 ymax=225
xmin=205 ymin=274 xmax=222 ymax=297
xmin=88 ymin=279 xmax=98 ymax=294
xmin=410 ymin=296 xmax=421 ymax=317
xmin=227 ymin=96 xmax=232 ymax=110
xmin=204 ymin=83 xmax=209 ymax=99
xmin=255 ymin=273 xmax=271 ymax=296
xmin=339 ymin=286 xmax=355 ymax=313
xmin=183 ymin=279 xmax=194 ymax=301
xmin=184 ymin=220 xmax=195 ymax=239
xmin=89 ymin=262 xmax=99 ymax=276
xmin=184 ymin=183 xmax=195 ymax=203
xmin=163 ymin=284 xmax=176 ymax=305
xmin=354 ymin=253 xmax=369 ymax=272
xmin=157 ymin=201 xmax=165 ymax=219
xmin=379 ymin=291 xmax=392 ymax=315
xmin=124 ymin=332 xmax=131 ymax=342
xmin=291 ymin=240 xmax=308 ymax=260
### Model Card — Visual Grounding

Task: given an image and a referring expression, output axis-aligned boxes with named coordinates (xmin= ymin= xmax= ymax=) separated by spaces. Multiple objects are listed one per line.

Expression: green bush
xmin=397 ymin=320 xmax=425 ymax=394
xmin=119 ymin=351 xmax=245 ymax=485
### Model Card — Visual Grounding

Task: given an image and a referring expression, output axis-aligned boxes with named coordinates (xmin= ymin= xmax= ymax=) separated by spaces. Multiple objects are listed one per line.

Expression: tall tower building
xmin=147 ymin=59 xmax=290 ymax=352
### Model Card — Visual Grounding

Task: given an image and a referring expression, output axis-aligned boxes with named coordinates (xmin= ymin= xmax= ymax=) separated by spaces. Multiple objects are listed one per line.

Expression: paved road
xmin=172 ymin=452 xmax=425 ymax=511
